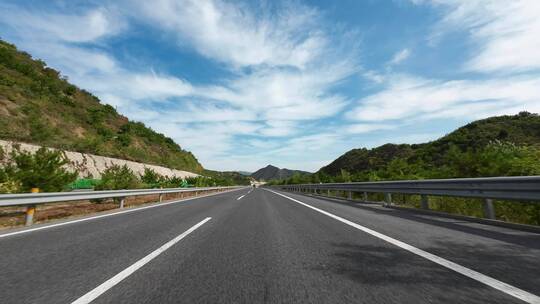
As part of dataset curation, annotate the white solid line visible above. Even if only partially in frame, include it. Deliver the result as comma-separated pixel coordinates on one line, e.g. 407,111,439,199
0,189,238,239
265,189,540,304
71,217,211,304
237,195,245,200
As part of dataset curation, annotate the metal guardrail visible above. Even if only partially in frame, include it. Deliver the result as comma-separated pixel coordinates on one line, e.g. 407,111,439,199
276,176,540,220
0,186,243,226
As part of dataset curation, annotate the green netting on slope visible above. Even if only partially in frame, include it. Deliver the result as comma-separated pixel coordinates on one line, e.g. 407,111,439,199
68,178,101,190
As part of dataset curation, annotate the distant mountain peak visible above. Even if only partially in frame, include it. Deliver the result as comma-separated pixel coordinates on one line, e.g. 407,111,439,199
251,165,310,181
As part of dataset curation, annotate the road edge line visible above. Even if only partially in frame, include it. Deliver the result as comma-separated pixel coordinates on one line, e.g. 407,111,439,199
264,188,540,304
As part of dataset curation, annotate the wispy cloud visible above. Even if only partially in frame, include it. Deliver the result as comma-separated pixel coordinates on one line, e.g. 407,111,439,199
349,74,540,122
351,0,540,123
127,0,327,69
418,0,540,73
346,123,398,134
0,5,124,43
389,48,410,65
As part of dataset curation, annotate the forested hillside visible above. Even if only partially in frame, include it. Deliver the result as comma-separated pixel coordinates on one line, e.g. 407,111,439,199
251,165,310,181
0,39,203,173
318,112,540,180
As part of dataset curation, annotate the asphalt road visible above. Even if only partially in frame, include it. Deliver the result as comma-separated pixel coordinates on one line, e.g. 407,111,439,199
1,187,539,304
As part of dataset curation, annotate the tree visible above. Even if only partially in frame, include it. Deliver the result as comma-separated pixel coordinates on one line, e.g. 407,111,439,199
3,147,77,192
97,165,141,190
444,141,540,177
339,169,352,182
140,168,162,187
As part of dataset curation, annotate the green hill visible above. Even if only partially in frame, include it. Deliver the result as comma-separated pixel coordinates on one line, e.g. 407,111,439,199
276,112,540,226
0,39,203,173
319,112,540,179
251,165,311,181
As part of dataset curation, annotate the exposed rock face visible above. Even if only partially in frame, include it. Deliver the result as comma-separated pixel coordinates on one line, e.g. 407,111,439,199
0,140,198,179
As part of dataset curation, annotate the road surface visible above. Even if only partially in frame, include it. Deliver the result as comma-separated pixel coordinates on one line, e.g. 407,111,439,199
1,187,539,303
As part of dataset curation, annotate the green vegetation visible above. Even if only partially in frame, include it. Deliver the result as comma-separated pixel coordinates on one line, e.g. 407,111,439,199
96,165,142,190
0,39,203,173
203,170,252,186
0,149,249,193
268,113,540,225
270,112,540,184
0,146,77,193
92,167,249,191
250,164,310,181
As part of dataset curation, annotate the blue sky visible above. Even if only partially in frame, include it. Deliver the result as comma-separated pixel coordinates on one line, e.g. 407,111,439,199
1,0,539,172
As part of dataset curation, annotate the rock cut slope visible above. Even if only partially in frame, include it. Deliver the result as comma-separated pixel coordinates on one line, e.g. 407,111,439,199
0,140,198,179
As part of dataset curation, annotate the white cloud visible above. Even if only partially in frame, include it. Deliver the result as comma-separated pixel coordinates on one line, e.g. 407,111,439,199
258,120,297,137
417,0,540,73
355,0,540,124
167,104,257,123
346,123,397,134
122,0,357,128
0,5,123,43
363,70,385,84
269,133,341,155
129,0,326,69
150,119,263,162
389,48,410,65
201,63,354,120
349,74,540,122
83,73,193,102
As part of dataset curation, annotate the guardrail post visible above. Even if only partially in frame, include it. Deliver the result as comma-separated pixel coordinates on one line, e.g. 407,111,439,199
483,198,495,219
24,203,38,226
25,205,36,226
421,194,429,209
384,193,392,206
327,189,330,196
119,197,125,208
159,193,163,203
348,191,352,200
363,192,368,202
24,187,40,226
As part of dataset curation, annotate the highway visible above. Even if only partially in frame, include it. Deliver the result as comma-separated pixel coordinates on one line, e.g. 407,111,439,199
1,187,539,303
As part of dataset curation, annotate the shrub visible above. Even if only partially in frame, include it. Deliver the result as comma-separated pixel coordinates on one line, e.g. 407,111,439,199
3,147,78,192
96,165,141,190
162,176,186,188
0,180,21,193
140,168,163,187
